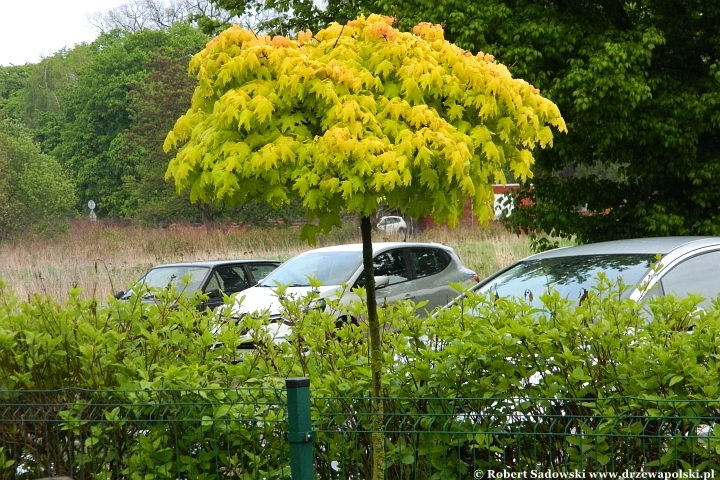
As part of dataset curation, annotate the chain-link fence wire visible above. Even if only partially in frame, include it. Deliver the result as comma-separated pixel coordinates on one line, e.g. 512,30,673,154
3,392,720,479
312,396,720,479
0,388,289,480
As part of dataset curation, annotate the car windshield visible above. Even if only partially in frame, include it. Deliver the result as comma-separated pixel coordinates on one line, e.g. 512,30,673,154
475,254,657,307
258,251,363,287
132,266,210,296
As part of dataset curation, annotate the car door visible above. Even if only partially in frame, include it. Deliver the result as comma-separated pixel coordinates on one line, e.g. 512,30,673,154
204,265,252,310
406,247,455,313
653,249,720,310
371,247,415,307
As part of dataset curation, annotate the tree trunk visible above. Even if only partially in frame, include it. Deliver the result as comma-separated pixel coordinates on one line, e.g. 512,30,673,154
361,215,385,480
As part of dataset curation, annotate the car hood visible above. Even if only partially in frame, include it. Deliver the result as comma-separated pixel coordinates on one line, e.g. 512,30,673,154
232,284,344,316
227,285,346,346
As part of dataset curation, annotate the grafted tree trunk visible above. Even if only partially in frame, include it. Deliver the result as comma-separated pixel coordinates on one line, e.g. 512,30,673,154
360,215,384,480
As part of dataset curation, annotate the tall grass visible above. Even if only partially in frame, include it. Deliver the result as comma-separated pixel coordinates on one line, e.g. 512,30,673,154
0,219,533,302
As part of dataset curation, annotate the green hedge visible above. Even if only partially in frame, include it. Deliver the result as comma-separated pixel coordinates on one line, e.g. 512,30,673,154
1,276,720,478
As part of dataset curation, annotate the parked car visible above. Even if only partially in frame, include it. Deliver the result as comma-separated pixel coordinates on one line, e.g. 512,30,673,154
377,215,407,234
226,242,478,343
116,259,281,310
455,236,720,311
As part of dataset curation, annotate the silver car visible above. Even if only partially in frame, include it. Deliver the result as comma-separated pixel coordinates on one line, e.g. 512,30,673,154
227,242,477,343
466,236,720,309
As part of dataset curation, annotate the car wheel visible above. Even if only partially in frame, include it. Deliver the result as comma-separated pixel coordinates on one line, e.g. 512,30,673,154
335,315,358,329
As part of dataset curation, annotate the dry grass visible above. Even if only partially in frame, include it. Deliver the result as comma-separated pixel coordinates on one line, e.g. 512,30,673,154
0,219,533,303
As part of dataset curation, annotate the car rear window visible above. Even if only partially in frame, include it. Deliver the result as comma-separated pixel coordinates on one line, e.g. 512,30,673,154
411,248,450,278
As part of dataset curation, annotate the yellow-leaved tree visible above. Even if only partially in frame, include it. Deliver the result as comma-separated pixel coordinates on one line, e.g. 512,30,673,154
164,14,565,478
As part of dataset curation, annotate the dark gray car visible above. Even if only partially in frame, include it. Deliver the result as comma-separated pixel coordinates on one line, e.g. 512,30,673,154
117,259,281,310
465,236,720,310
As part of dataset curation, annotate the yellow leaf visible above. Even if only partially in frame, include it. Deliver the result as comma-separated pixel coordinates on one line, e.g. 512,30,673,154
320,177,340,193
419,168,439,188
374,60,395,78
238,110,255,131
538,125,554,148
482,141,500,163
513,149,535,181
447,103,464,121
244,51,261,70
459,176,475,196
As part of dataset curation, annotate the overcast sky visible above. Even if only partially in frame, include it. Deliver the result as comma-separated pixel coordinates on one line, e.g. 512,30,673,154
1,0,130,66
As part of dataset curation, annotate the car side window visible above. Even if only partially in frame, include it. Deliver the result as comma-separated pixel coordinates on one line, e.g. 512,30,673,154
214,266,251,294
411,248,450,279
659,250,720,309
206,273,221,292
249,263,278,283
374,249,408,285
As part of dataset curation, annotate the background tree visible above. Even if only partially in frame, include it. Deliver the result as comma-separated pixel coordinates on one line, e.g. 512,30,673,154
18,47,94,154
164,15,564,477
52,24,208,217
196,0,340,35
89,0,266,36
87,0,238,32
108,45,209,223
372,0,720,244
0,65,31,122
0,120,77,242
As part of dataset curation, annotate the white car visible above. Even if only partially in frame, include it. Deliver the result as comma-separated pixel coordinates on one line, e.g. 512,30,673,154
377,216,407,234
226,242,477,345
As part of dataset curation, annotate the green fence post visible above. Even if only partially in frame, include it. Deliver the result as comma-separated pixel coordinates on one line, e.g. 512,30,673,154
286,377,314,480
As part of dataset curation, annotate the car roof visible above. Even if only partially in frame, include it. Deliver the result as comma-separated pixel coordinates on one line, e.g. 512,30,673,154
298,242,452,254
526,236,720,260
151,259,280,269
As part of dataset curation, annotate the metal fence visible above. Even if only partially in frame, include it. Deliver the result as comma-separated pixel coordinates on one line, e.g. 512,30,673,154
2,382,720,480
0,386,290,480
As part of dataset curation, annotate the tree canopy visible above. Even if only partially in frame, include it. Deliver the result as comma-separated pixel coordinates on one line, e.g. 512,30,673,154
164,14,565,241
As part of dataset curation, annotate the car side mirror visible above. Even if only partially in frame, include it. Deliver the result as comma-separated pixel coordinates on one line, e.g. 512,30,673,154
114,290,125,299
374,275,390,290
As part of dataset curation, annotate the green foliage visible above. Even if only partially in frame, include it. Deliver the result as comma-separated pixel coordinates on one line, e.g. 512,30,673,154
0,65,31,122
196,0,358,36
110,44,214,224
3,277,720,477
165,15,565,242
0,120,77,242
53,24,209,217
